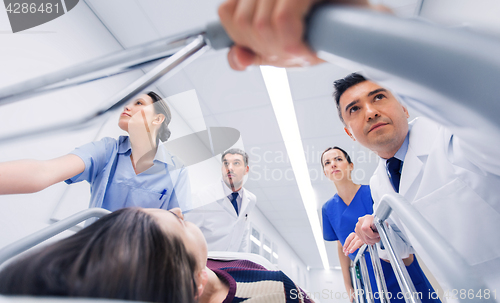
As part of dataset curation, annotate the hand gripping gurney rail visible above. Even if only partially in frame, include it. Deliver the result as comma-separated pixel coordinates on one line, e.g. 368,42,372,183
0,4,498,301
349,193,493,303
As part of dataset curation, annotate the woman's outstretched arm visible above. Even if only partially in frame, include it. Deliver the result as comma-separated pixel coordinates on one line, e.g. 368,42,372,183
0,154,85,194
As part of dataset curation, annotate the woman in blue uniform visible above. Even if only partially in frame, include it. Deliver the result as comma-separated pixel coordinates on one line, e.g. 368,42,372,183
321,146,439,303
0,92,189,212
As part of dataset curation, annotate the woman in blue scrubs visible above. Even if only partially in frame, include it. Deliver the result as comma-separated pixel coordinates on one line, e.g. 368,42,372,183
0,92,189,212
321,146,439,303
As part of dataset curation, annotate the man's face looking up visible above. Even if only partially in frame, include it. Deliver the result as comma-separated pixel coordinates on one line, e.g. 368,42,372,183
221,153,249,191
339,81,410,159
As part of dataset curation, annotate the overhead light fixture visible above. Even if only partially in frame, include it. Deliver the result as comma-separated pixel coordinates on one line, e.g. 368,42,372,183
250,235,262,246
260,66,330,270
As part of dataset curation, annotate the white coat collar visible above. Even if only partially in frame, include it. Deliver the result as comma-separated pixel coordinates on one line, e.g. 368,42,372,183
375,117,439,196
220,179,249,217
407,117,440,157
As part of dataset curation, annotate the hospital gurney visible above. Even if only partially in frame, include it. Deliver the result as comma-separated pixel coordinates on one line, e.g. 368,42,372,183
349,193,493,303
0,208,110,267
0,4,499,301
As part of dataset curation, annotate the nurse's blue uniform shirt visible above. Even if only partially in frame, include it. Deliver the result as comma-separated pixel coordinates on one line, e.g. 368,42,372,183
65,136,190,211
322,184,373,260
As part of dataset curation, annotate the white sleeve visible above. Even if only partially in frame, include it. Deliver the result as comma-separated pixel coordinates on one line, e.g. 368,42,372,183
377,219,415,260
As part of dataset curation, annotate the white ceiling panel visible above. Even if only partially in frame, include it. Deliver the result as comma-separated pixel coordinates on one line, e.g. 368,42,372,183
85,0,159,47
209,106,282,147
260,185,301,202
294,96,346,140
287,63,352,101
183,54,271,115
155,70,197,100
270,198,311,212
136,0,222,37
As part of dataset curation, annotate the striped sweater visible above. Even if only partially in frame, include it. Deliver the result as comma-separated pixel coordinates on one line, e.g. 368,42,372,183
207,259,312,303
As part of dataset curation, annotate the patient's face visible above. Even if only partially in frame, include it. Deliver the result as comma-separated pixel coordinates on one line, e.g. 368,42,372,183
144,208,208,271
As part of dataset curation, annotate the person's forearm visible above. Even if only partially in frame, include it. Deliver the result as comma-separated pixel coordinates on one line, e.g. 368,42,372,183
338,242,354,292
0,160,50,194
0,154,84,195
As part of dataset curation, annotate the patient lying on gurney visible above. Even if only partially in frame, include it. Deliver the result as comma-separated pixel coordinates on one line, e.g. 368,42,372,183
0,207,312,303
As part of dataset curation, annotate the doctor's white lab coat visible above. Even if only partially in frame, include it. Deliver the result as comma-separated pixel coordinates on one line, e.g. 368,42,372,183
370,116,500,291
184,181,256,252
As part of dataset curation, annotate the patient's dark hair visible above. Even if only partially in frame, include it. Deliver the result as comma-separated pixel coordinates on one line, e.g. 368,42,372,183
0,208,197,303
333,73,367,125
148,91,172,143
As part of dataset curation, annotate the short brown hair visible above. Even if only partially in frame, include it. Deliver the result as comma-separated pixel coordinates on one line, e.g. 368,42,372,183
333,73,367,125
222,148,249,166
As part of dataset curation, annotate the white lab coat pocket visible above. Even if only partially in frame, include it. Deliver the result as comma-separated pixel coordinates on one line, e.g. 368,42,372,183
412,178,500,266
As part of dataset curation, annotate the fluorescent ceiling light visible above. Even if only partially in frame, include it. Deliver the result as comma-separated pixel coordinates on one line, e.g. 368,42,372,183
273,252,279,259
250,235,261,246
263,244,272,253
260,66,330,270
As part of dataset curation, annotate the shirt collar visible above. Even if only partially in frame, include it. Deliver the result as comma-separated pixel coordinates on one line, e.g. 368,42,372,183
154,141,175,166
222,179,241,197
117,136,132,155
117,136,175,166
394,131,410,162
384,123,413,162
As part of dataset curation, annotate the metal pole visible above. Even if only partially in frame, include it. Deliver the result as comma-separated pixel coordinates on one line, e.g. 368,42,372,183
0,28,205,106
368,244,391,303
351,264,365,303
375,193,492,300
0,208,111,266
374,219,421,303
359,254,375,303
0,35,208,144
353,244,368,264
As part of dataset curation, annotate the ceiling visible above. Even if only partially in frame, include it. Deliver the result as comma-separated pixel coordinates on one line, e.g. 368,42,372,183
82,0,422,269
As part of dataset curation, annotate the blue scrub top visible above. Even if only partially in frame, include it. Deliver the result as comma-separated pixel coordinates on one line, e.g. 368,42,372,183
65,136,190,212
322,185,373,260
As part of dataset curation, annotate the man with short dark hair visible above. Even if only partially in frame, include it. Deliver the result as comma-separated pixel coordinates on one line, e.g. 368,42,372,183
185,148,256,252
335,73,500,290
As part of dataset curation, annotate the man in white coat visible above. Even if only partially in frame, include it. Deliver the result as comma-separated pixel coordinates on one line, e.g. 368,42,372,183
335,73,500,291
185,148,256,252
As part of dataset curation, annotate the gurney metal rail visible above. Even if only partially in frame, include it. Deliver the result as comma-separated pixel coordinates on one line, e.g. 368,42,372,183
1,5,500,144
350,193,493,303
0,208,110,267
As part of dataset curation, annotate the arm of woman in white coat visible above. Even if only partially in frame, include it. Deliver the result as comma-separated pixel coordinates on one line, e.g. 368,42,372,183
0,154,85,194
